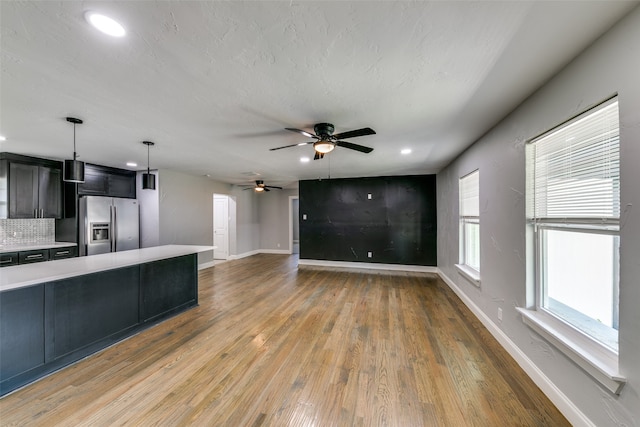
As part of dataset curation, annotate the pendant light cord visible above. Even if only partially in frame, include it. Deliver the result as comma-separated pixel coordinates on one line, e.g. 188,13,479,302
147,143,151,174
73,123,77,160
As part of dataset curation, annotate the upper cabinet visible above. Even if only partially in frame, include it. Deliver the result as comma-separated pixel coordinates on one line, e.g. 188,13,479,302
0,153,63,219
78,164,136,199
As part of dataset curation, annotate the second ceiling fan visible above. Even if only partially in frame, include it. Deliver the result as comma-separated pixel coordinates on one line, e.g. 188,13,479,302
270,123,375,160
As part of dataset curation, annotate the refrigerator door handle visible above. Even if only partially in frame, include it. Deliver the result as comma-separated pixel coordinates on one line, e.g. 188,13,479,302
112,205,117,252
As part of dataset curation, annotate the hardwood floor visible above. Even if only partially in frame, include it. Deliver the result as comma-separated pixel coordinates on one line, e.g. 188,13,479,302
0,254,569,426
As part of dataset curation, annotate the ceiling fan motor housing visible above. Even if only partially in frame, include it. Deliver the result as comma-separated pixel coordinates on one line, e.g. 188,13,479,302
314,123,335,140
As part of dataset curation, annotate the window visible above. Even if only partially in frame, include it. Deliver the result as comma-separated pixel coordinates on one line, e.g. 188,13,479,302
457,170,480,283
526,97,620,352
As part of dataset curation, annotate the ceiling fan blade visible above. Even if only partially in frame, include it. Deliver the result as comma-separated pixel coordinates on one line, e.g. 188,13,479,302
269,141,315,151
266,185,283,190
264,187,271,192
314,152,326,161
336,140,374,153
285,128,318,139
271,141,313,151
332,127,376,140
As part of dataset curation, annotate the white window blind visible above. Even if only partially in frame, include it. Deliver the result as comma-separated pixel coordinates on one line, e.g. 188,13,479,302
460,170,479,217
527,98,619,221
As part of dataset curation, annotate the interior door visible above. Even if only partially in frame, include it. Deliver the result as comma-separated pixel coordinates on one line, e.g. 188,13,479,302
213,195,229,259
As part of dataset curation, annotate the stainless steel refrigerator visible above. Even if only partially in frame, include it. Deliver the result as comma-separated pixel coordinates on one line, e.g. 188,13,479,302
79,196,140,256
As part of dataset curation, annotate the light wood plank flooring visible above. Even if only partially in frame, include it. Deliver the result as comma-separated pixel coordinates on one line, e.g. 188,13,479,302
0,254,569,426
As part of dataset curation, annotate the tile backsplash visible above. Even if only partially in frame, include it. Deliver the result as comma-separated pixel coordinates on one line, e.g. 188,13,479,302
0,219,55,245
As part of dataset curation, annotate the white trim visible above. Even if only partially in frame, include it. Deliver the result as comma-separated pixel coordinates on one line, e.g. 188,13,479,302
516,307,625,395
298,259,437,273
289,196,299,255
437,268,596,427
454,263,481,286
228,249,260,260
260,249,290,255
198,261,215,270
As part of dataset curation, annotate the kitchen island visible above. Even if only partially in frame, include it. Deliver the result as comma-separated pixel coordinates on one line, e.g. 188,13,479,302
0,245,214,396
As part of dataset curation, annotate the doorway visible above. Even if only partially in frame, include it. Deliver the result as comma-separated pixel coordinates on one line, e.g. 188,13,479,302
213,194,231,259
289,196,299,254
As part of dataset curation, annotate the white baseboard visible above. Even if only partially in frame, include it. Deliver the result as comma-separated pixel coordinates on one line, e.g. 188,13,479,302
228,250,260,260
436,269,594,427
259,249,291,255
228,248,289,260
298,259,437,273
198,261,216,270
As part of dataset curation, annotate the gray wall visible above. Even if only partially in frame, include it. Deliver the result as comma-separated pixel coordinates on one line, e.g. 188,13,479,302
139,170,292,262
156,169,231,264
258,189,298,251
437,8,640,426
230,185,260,255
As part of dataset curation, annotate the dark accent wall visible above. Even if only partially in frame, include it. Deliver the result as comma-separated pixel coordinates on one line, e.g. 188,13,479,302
299,175,436,266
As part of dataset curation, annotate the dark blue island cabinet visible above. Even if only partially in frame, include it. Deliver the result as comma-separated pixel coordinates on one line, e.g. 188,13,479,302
0,252,199,396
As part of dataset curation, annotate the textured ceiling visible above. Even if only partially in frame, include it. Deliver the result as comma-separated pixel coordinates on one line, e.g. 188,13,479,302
1,1,636,188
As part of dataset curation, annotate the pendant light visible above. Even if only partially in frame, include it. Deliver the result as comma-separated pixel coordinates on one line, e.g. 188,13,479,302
64,117,85,183
142,141,156,190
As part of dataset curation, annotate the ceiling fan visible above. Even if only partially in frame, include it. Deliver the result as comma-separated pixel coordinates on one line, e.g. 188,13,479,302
270,123,375,160
242,180,283,192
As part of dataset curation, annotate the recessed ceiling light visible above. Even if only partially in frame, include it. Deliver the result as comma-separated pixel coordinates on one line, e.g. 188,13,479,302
401,148,412,155
126,162,137,167
85,12,126,37
300,156,310,163
0,135,6,141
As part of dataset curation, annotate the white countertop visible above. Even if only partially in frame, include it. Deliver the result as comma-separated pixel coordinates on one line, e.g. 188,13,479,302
0,245,214,292
0,242,77,254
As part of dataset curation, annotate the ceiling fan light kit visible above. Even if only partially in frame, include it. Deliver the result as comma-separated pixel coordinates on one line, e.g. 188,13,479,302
64,117,85,183
314,141,335,154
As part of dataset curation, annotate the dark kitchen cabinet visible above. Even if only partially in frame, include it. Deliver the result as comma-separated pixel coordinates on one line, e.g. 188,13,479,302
78,164,136,199
140,255,197,322
18,249,50,264
50,267,140,359
49,246,77,260
0,253,199,396
0,285,45,381
0,252,19,267
0,153,63,219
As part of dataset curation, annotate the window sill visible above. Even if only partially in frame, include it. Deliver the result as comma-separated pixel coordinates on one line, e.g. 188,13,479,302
455,264,481,287
516,307,626,395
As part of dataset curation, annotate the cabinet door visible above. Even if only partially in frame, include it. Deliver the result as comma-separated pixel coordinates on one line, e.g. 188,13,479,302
0,285,45,381
52,267,140,359
78,166,109,196
18,249,50,264
0,252,19,268
38,166,62,218
49,246,77,260
109,173,136,199
140,255,197,322
9,163,38,218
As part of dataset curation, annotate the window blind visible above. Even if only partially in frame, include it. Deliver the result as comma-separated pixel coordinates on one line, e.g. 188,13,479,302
527,98,619,220
460,170,479,217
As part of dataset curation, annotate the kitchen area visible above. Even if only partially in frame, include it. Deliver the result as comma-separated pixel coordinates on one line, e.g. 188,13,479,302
0,151,213,396
1,152,140,264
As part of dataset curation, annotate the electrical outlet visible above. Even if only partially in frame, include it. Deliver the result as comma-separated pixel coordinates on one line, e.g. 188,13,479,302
277,243,280,248
367,193,372,200
498,308,503,321
367,251,373,258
